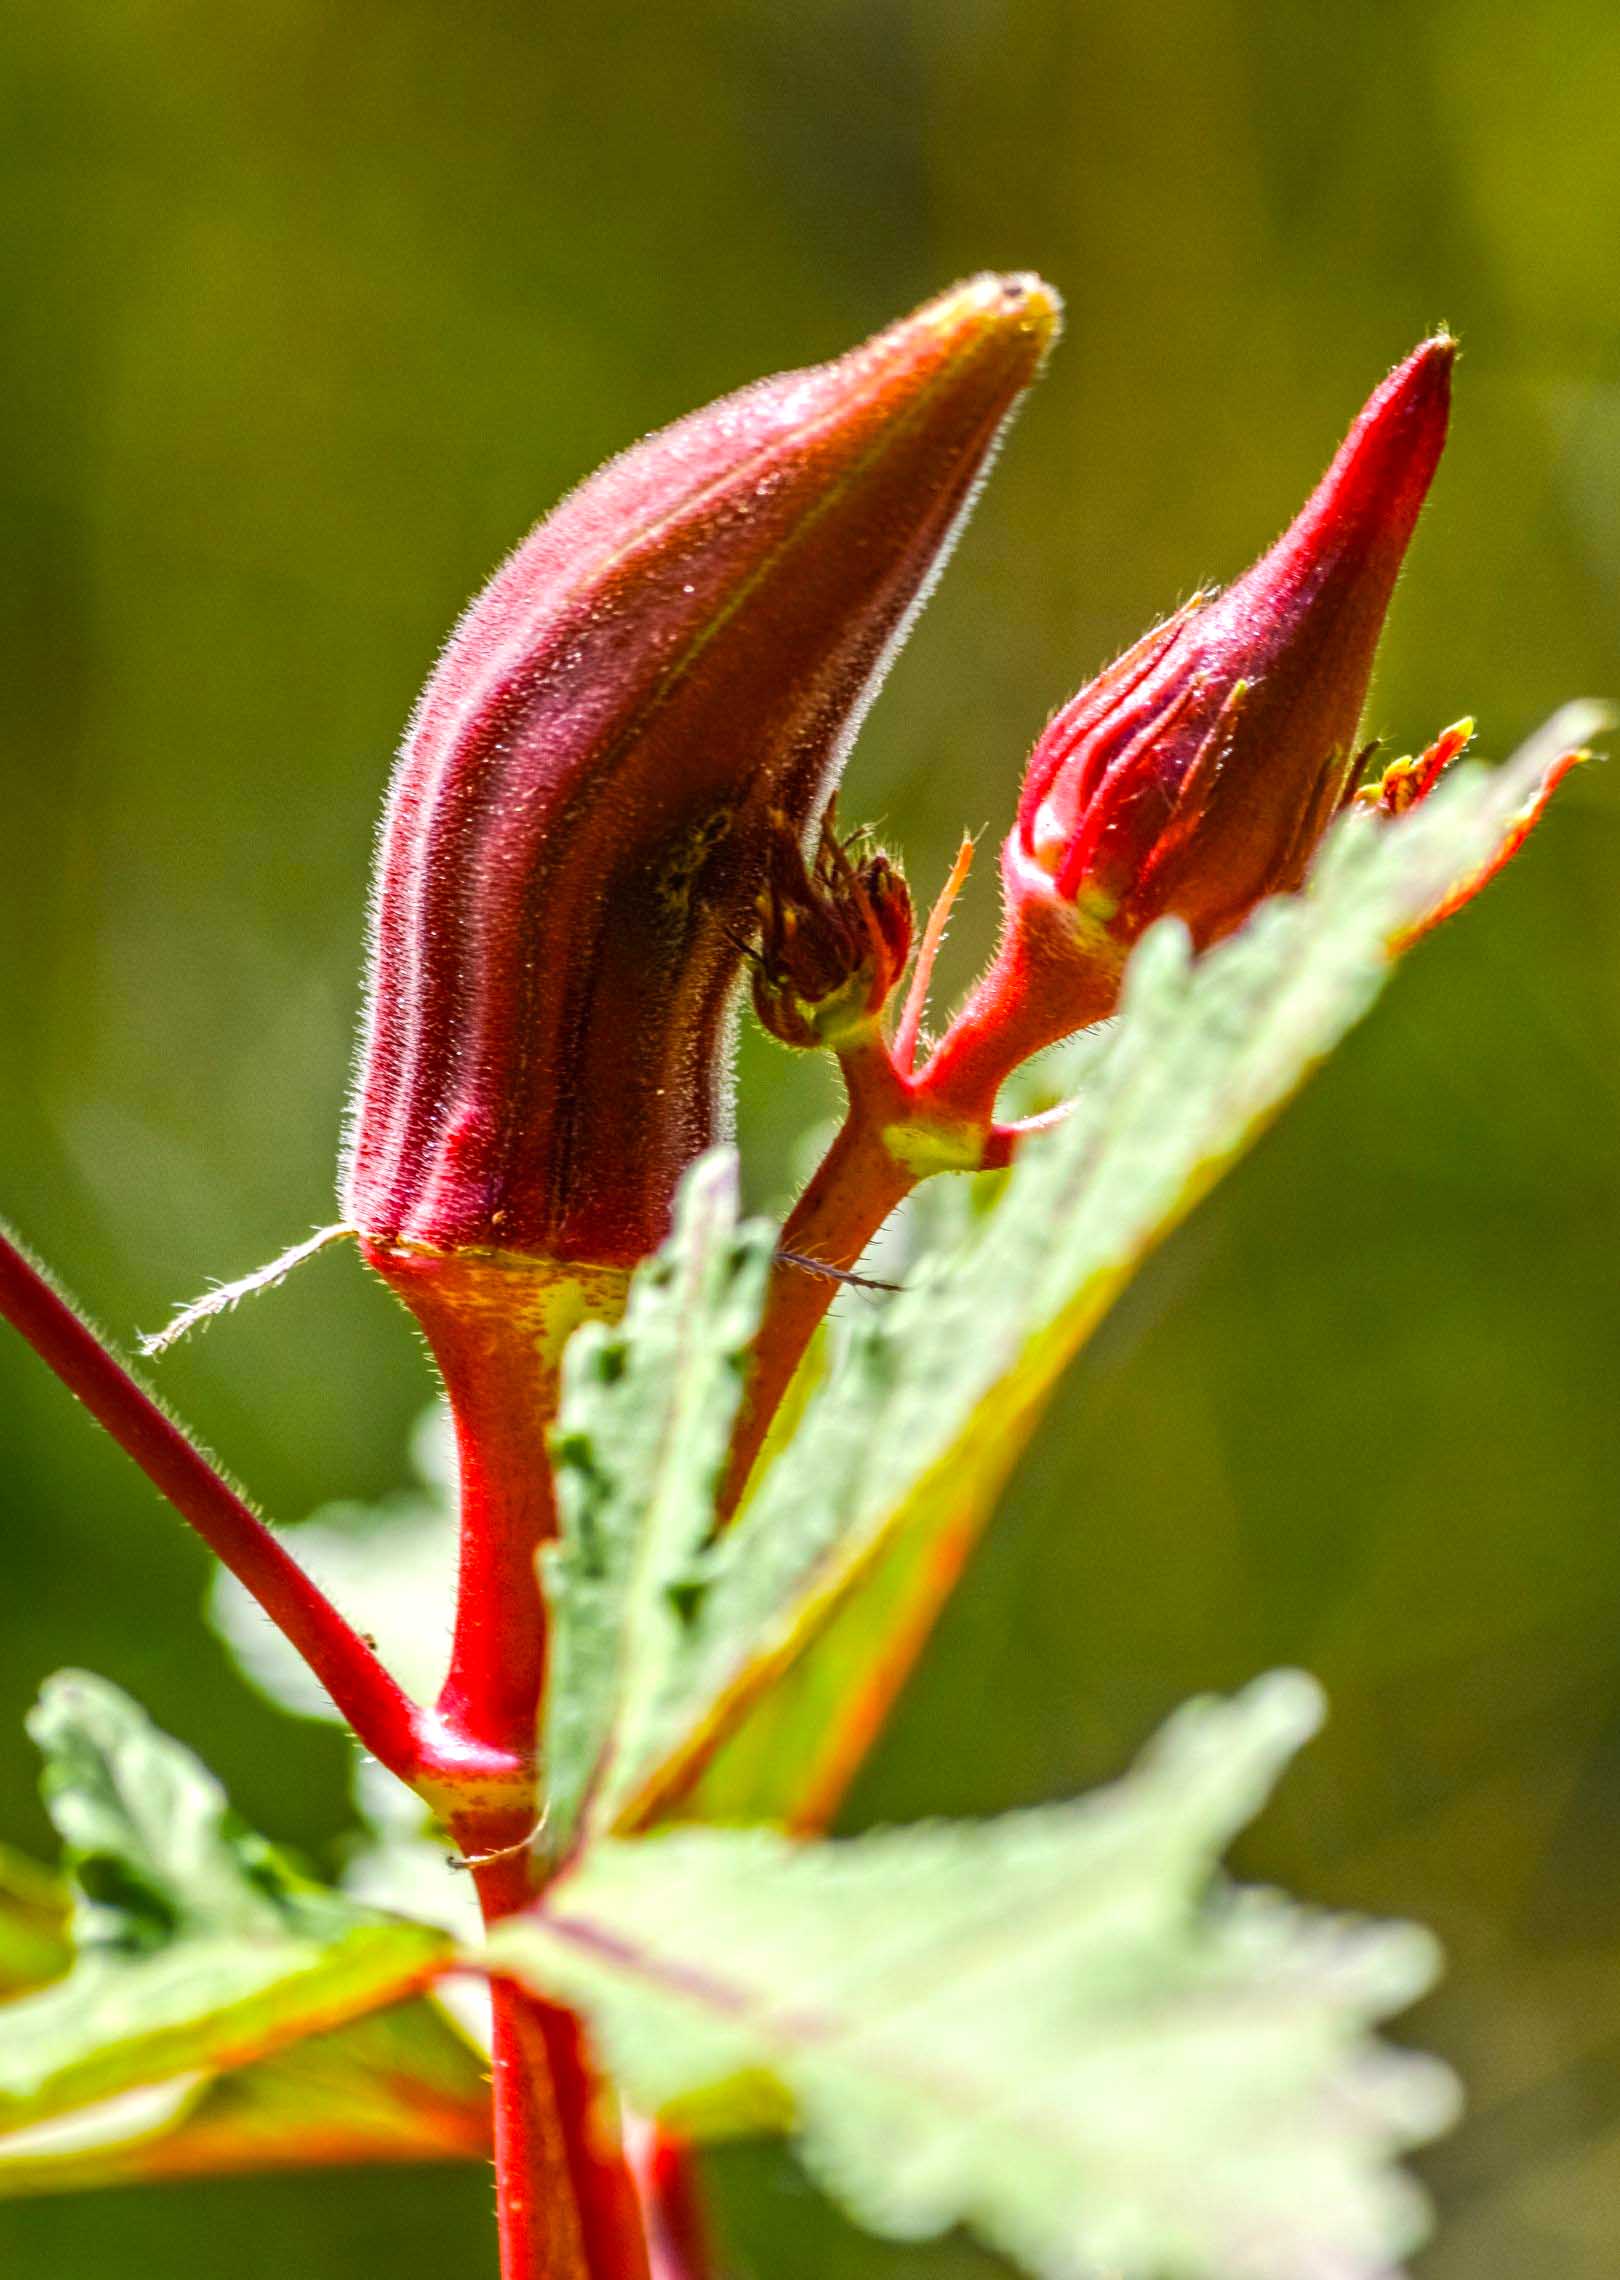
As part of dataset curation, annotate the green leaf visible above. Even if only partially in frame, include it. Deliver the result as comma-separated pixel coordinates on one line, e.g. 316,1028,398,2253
0,1674,449,2137
0,1999,490,2198
542,1153,776,1853
0,1844,70,1996
549,710,1600,1835
490,1674,1458,2280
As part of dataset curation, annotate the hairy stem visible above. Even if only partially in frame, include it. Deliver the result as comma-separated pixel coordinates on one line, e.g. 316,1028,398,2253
722,993,1068,1516
486,1972,593,2280
0,1225,428,1788
627,2123,715,2280
370,1244,646,2280
467,1847,642,2280
466,1768,649,2280
364,1245,627,1775
722,1108,915,1514
436,1309,558,1774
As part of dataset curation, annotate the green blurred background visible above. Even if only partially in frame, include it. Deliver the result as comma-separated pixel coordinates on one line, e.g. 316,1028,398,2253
2,1,1617,2273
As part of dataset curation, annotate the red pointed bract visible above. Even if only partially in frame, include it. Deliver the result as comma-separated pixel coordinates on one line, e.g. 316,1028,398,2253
924,337,1455,1117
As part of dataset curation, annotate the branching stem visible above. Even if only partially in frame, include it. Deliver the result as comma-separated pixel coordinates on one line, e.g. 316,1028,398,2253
472,1847,649,2280
627,2124,715,2280
721,1013,1048,1516
366,1242,649,2280
0,1225,430,1790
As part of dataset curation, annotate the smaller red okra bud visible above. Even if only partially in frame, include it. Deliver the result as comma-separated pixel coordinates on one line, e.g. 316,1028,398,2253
344,275,1059,1274
922,336,1455,1120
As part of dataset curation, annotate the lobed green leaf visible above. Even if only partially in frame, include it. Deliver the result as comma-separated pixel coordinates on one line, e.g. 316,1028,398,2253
541,1154,776,1853
0,1999,489,2198
0,1675,449,2140
535,710,1600,1836
490,1675,1459,2280
0,1843,70,1997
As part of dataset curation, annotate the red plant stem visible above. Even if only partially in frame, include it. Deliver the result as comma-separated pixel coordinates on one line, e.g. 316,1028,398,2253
368,1242,647,2280
433,1303,558,1775
627,2124,715,2280
722,1016,998,1516
0,1226,429,1790
364,1245,626,1781
472,1850,650,2280
486,1974,592,2280
723,1106,916,1513
723,997,1070,1515
0,1215,645,2274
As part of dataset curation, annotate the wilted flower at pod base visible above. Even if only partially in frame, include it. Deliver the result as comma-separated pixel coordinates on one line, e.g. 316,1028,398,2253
749,806,914,1052
921,337,1460,1118
343,273,1059,1272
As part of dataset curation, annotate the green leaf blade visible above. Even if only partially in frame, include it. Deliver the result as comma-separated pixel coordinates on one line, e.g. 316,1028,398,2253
0,1845,70,1997
0,2001,489,2199
0,1676,449,2139
489,1675,1458,2280
542,1152,777,1854
603,713,1605,1832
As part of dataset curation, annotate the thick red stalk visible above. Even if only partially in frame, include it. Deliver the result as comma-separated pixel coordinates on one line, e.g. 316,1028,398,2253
360,1249,645,2279
485,1980,591,2280
0,1227,430,1790
627,2124,714,2280
0,1226,644,2280
436,1319,553,1778
366,1244,628,1777
721,1017,1059,1516
473,1852,649,2280
724,1103,916,1515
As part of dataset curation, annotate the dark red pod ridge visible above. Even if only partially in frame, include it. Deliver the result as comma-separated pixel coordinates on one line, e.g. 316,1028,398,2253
345,274,1059,1265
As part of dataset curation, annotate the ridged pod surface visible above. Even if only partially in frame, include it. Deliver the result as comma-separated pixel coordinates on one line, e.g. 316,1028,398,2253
345,274,1060,1268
